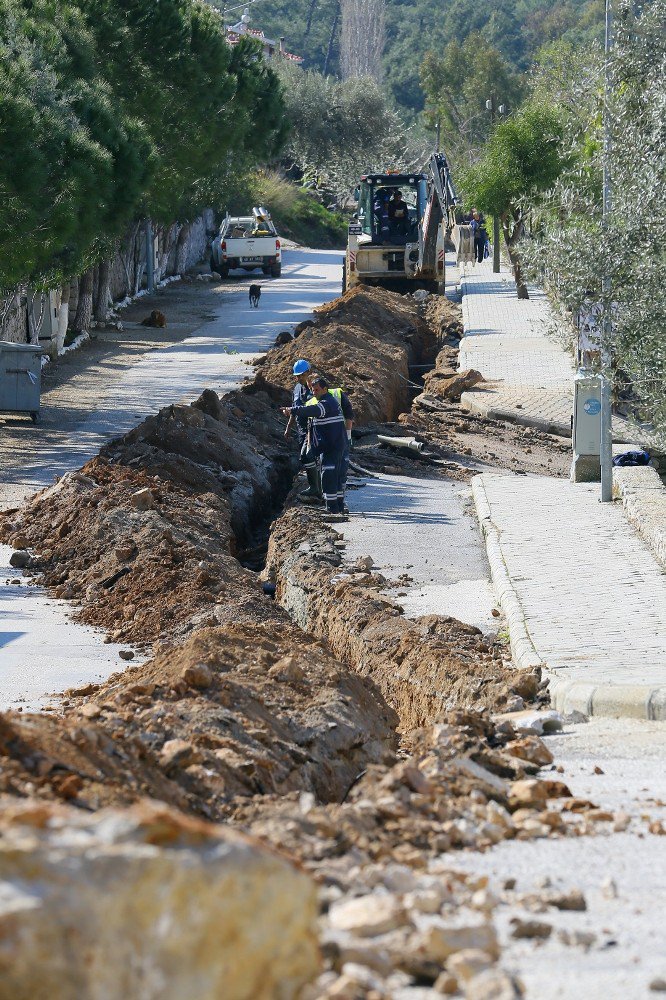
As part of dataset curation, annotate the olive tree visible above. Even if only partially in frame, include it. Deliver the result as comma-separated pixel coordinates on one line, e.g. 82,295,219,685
461,103,564,297
523,0,666,435
276,62,424,202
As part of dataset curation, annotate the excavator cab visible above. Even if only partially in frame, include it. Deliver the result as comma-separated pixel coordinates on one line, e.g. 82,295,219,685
356,174,427,247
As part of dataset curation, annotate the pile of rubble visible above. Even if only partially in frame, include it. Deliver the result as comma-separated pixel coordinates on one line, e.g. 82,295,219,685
0,620,397,814
233,709,622,999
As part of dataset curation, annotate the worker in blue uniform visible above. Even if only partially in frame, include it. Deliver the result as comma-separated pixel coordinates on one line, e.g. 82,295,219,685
282,375,348,520
306,374,354,514
284,359,322,501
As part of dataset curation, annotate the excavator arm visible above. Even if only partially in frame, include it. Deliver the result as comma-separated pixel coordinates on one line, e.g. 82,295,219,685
419,153,457,274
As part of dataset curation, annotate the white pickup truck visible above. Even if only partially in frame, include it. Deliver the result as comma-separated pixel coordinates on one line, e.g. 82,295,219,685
210,207,282,279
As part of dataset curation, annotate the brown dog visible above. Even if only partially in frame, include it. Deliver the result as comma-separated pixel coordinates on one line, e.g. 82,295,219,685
140,309,167,327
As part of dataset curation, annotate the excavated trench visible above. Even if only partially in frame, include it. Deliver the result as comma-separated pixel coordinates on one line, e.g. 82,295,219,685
0,287,605,1000
0,285,539,827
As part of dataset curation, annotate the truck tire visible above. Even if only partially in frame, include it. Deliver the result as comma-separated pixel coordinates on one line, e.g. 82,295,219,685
342,261,347,294
262,265,271,275
210,255,219,275
219,265,230,279
270,263,282,278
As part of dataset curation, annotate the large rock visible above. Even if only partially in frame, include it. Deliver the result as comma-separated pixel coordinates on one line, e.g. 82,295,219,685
0,801,319,1000
413,917,499,963
328,893,407,937
421,368,484,402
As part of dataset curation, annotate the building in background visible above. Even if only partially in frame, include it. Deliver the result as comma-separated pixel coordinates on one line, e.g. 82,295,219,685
225,9,303,63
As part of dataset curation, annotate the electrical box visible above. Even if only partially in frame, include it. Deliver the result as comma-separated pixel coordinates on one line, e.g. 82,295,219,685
573,372,602,455
571,371,602,482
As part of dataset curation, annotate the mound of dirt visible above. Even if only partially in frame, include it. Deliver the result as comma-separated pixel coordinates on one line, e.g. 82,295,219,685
255,285,438,424
266,507,538,730
0,622,397,815
0,388,298,648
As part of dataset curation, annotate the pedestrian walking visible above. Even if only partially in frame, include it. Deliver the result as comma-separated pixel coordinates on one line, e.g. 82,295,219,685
470,209,489,264
284,359,322,502
282,375,347,520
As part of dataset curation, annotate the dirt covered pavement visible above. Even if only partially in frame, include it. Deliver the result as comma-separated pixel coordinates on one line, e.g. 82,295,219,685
266,506,528,728
0,284,602,999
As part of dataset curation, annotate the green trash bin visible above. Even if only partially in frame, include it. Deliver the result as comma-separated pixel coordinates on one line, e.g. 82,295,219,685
0,341,43,423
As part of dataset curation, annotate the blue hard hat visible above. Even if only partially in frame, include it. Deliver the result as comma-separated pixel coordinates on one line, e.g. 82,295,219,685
293,359,311,375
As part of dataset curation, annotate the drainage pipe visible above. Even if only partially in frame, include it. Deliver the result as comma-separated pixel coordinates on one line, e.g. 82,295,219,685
377,435,424,453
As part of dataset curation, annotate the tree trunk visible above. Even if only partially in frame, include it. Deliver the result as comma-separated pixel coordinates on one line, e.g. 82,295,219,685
120,221,141,298
175,222,193,274
304,0,318,39
502,211,529,300
73,268,94,333
26,290,45,346
57,282,70,351
508,250,530,300
323,3,340,76
94,260,111,321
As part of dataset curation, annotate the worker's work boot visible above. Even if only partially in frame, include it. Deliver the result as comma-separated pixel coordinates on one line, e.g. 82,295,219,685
299,468,323,501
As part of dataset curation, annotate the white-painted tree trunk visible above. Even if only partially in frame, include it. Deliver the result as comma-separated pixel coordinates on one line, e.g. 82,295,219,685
57,282,70,352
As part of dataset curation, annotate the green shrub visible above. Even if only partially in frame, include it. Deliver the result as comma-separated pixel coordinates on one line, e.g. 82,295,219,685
227,171,347,249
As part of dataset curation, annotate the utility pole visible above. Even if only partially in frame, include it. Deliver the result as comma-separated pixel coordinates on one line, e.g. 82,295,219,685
435,119,441,153
486,96,505,273
600,0,613,502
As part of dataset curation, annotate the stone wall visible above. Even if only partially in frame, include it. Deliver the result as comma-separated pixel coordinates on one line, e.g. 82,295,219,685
1,291,28,345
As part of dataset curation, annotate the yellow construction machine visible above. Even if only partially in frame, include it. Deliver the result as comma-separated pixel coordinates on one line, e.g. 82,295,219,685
343,153,457,294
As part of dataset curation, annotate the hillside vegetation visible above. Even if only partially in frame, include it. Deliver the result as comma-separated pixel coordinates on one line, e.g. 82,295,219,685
256,0,604,114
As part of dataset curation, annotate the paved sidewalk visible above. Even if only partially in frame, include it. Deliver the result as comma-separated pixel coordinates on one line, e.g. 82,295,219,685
338,473,497,633
473,473,666,720
458,262,638,442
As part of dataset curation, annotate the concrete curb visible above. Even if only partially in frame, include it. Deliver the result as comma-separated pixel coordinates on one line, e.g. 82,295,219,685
461,390,571,437
471,474,666,722
613,466,666,571
461,389,643,446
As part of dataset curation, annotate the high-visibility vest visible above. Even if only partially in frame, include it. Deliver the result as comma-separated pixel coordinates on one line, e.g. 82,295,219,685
305,388,344,409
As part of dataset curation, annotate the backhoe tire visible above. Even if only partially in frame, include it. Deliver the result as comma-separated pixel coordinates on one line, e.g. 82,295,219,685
270,263,282,278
